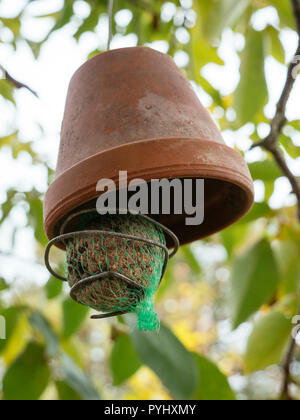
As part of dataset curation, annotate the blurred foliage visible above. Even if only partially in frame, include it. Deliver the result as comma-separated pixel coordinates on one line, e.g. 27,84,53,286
0,0,300,401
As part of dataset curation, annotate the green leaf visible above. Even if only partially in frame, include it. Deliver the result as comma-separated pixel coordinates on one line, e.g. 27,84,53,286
74,9,100,40
29,311,59,358
264,180,275,201
220,224,248,259
88,49,103,60
248,160,282,182
264,25,285,64
26,39,43,59
45,276,63,300
280,133,300,159
0,306,23,353
62,298,89,338
193,354,236,400
110,334,141,385
238,202,273,224
0,17,21,37
234,28,268,126
131,323,197,399
0,277,8,291
0,194,13,224
0,132,36,160
28,198,48,246
276,241,300,295
290,120,300,130
230,238,280,329
245,310,292,373
190,20,224,67
187,42,223,105
56,380,82,400
51,0,75,32
200,0,251,41
268,0,295,29
61,354,101,400
0,79,16,104
180,245,202,276
3,342,50,400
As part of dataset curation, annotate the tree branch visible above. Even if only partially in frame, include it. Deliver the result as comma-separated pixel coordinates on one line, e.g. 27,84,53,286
292,0,300,34
281,306,300,400
0,64,38,97
251,3,300,223
250,0,300,401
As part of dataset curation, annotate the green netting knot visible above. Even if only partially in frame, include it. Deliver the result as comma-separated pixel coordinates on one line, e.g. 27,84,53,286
136,294,160,332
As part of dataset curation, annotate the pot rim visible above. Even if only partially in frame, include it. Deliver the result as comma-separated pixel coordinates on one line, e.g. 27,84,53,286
44,136,254,246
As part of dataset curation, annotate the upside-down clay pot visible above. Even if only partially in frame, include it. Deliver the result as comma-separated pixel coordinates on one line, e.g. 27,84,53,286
44,46,254,248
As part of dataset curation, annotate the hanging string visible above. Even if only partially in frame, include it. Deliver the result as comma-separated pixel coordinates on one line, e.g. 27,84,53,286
107,0,114,50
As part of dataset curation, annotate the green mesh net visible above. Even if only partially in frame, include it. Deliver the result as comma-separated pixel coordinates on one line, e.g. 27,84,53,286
65,212,166,332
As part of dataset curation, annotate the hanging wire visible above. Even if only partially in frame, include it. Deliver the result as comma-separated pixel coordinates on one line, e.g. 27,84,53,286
107,0,114,50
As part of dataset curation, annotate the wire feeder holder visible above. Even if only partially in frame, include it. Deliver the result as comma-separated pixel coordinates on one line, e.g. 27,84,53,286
44,210,180,320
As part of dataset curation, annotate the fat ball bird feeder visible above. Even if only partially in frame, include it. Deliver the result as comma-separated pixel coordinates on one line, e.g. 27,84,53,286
44,47,254,331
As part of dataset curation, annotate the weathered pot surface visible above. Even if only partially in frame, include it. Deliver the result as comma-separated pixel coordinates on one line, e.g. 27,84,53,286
44,46,254,247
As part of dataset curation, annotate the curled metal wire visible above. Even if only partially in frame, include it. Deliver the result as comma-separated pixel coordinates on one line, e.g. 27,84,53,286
44,211,180,320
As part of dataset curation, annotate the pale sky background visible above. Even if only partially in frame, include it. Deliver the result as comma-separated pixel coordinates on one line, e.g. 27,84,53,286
0,0,300,354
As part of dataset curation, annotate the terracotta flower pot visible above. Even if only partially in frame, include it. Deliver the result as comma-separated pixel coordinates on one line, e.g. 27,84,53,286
44,46,254,247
